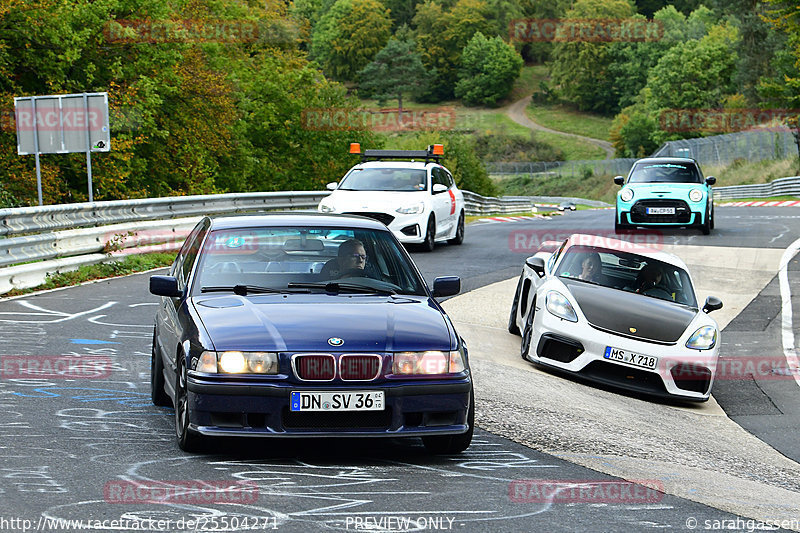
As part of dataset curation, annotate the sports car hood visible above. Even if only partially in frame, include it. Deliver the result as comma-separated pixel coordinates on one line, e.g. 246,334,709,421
192,294,453,352
562,279,697,343
327,190,427,212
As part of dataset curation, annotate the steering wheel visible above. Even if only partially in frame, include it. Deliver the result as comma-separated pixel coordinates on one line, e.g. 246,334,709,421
207,262,242,274
642,286,672,300
338,268,367,278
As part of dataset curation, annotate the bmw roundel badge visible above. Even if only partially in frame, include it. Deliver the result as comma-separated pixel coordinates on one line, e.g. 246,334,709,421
328,337,344,347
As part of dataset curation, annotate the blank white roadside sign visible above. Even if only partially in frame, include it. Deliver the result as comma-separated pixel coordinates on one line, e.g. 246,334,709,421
14,92,110,155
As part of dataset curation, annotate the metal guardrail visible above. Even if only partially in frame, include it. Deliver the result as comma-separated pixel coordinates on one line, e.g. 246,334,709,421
461,191,536,215
0,189,568,294
0,191,328,237
486,158,636,178
713,176,800,200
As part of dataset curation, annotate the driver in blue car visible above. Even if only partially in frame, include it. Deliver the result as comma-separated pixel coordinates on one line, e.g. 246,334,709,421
321,239,367,279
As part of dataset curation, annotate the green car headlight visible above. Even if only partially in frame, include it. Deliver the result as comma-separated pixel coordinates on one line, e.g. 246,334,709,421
620,188,634,202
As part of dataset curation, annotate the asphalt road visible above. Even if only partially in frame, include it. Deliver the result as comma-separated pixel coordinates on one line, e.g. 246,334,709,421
0,205,798,532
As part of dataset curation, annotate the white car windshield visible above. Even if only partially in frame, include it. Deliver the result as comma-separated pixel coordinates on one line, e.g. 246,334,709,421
339,168,427,191
556,245,697,307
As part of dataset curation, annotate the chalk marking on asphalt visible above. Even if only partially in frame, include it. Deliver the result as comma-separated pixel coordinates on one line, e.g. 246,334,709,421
778,236,800,387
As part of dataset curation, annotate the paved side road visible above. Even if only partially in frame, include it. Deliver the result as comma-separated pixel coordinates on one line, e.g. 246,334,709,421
503,95,615,159
440,243,800,527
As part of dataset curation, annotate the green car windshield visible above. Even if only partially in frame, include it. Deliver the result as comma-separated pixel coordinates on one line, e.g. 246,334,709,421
627,162,702,184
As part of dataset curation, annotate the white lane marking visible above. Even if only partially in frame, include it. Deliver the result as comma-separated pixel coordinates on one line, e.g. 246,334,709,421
778,237,800,387
0,301,116,323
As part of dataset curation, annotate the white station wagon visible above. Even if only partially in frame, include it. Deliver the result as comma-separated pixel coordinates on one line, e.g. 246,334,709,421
318,144,465,251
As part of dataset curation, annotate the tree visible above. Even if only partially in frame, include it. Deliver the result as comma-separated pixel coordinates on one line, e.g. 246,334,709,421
412,0,494,101
358,36,429,112
311,0,391,81
455,32,523,106
756,0,800,108
549,0,638,113
646,24,739,111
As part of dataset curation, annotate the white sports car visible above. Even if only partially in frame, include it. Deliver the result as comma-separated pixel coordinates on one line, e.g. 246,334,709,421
508,234,723,401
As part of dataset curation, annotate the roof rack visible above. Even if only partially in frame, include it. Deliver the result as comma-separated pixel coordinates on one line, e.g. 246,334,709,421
357,145,444,163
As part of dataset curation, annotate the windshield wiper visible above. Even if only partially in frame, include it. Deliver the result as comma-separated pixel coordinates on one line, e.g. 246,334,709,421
201,285,309,296
287,281,396,295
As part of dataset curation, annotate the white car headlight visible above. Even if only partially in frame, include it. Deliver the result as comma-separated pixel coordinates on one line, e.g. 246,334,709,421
685,326,717,350
689,188,704,203
197,351,279,374
396,202,424,215
620,188,634,202
545,291,578,322
392,350,465,375
318,202,336,213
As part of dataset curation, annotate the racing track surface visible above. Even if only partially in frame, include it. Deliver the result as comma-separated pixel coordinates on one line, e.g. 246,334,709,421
1,206,799,532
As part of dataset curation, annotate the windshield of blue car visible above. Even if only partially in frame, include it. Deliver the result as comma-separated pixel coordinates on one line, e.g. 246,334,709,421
192,226,427,296
555,245,697,307
627,162,702,184
338,168,428,191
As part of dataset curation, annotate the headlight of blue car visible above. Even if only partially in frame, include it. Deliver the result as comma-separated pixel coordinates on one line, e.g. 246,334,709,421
196,351,279,374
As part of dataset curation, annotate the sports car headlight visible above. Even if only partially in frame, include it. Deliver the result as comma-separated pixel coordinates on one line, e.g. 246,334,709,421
546,291,578,322
197,351,279,374
620,188,634,202
686,326,717,350
392,350,465,375
318,202,336,213
689,188,704,203
396,202,424,215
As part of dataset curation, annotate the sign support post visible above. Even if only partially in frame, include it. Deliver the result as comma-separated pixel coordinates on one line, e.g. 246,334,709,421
31,96,43,206
83,93,93,203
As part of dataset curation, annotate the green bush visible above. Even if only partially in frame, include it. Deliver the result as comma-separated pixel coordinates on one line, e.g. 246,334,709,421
455,32,523,106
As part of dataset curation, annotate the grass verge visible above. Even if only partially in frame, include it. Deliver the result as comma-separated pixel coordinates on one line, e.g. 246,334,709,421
525,103,614,142
3,252,175,298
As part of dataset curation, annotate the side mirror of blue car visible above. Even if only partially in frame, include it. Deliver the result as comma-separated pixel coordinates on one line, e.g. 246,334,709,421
432,276,460,297
150,275,182,298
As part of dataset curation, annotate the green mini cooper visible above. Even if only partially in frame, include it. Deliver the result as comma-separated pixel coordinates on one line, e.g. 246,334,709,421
614,157,716,235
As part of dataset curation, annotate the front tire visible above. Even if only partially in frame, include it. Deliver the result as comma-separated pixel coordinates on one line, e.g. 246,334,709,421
508,276,523,335
151,329,171,407
175,359,203,452
700,206,711,235
420,216,435,252
614,212,627,233
448,212,465,245
422,389,474,454
520,299,536,360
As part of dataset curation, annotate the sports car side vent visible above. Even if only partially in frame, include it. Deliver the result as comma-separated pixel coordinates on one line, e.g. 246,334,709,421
339,354,382,381
537,334,584,364
293,354,336,381
670,363,712,394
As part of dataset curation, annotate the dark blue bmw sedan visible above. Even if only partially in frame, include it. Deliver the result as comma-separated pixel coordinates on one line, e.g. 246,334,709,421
149,213,473,453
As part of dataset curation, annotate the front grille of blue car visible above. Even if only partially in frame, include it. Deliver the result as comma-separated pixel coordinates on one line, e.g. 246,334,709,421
282,407,393,429
630,199,692,223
